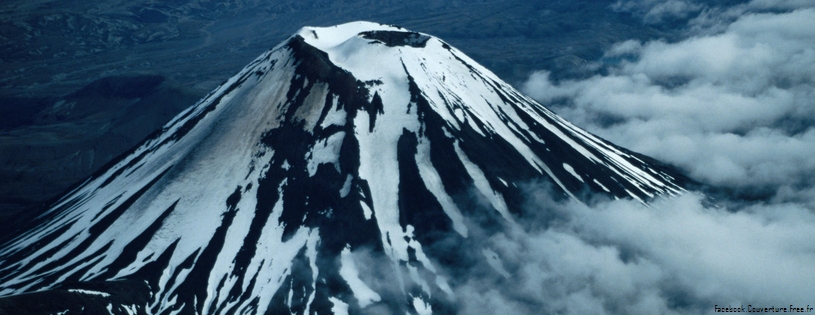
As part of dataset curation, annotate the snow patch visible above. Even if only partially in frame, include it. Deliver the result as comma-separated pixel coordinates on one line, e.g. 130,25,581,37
329,297,349,315
340,174,353,198
319,95,346,128
412,296,433,315
360,201,373,220
339,246,381,308
435,276,454,297
563,163,584,183
307,132,345,176
68,289,111,298
594,179,611,192
482,248,511,278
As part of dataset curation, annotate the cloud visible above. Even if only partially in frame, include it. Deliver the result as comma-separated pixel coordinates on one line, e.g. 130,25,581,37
424,178,815,314
452,191,815,315
613,0,815,28
574,195,815,306
611,0,705,24
522,6,815,197
745,0,815,10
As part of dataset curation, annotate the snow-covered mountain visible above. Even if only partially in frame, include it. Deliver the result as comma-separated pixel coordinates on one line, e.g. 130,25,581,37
0,22,688,314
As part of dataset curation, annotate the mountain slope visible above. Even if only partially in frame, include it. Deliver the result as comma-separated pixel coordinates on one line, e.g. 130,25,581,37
0,21,687,315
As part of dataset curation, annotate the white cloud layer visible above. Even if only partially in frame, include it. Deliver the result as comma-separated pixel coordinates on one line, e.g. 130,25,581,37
523,5,815,197
455,192,815,315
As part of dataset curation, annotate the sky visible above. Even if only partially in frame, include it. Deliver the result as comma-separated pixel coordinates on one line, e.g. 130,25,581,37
459,0,815,314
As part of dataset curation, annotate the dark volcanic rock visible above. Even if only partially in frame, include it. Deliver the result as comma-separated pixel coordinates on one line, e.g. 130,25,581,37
360,30,431,47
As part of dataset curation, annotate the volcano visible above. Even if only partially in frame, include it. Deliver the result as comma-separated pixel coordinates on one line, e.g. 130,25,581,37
0,22,688,315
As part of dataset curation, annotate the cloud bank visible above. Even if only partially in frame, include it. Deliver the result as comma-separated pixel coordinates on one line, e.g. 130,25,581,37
453,189,815,315
523,3,815,200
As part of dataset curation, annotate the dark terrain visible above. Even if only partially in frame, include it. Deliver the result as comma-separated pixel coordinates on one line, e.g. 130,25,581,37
0,0,681,237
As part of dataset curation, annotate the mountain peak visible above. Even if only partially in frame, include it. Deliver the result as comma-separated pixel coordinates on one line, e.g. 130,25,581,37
295,22,409,49
0,22,688,314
